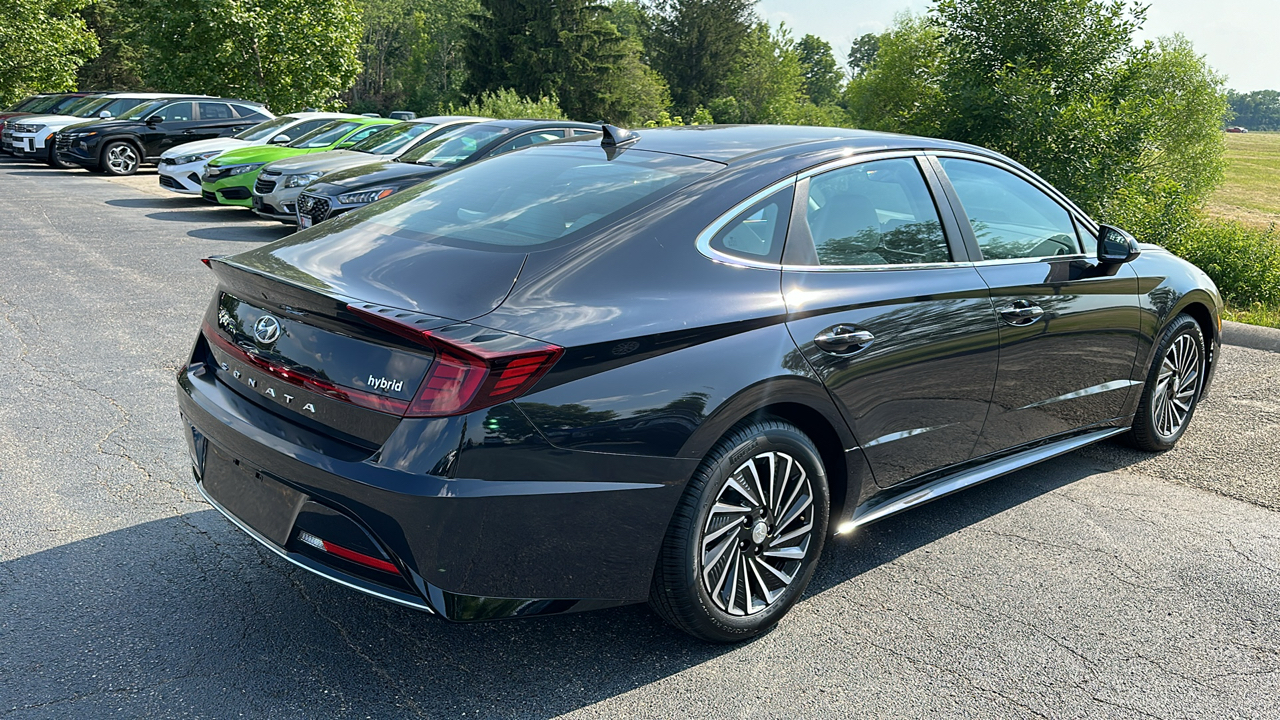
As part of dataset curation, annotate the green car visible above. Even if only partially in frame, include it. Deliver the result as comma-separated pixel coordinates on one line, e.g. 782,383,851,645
200,117,396,206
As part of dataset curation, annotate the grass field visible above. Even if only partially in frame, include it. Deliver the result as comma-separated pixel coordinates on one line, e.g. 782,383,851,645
1207,132,1280,228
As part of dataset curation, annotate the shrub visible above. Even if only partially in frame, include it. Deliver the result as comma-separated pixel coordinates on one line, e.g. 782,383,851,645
1171,221,1280,308
450,88,565,119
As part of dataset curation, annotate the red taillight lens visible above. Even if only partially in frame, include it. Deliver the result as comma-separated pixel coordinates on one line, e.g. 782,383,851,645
347,304,563,417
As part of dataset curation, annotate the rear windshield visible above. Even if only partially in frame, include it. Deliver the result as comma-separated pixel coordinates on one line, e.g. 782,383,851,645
350,121,439,155
288,120,360,148
235,116,294,141
399,123,511,167
357,145,720,248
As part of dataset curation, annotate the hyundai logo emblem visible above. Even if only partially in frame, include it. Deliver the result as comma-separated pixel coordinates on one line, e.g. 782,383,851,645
253,315,281,344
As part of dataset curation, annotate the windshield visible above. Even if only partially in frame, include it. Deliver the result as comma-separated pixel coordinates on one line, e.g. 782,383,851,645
117,99,169,120
288,120,360,149
234,116,294,141
350,121,439,155
69,97,112,117
21,96,64,114
357,145,719,248
400,124,511,166
8,96,45,112
47,95,88,114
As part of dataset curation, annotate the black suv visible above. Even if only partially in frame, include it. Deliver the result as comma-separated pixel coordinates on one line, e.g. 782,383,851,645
55,96,272,176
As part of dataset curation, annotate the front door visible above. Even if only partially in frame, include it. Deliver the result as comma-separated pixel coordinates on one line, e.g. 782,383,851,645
932,156,1142,456
781,156,1000,487
142,101,200,158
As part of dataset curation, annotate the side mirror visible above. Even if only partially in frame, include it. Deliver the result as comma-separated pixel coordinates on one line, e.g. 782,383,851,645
269,134,290,144
145,115,160,126
1098,224,1141,265
98,110,112,119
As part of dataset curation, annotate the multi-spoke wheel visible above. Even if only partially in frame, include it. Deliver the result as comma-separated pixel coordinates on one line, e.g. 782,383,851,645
101,141,140,176
650,418,829,642
1130,314,1206,451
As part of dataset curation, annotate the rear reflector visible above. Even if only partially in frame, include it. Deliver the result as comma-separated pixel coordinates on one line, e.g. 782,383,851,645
346,304,563,417
297,531,400,574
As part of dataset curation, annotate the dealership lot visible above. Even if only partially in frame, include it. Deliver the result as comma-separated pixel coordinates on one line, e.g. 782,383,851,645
1,157,1277,718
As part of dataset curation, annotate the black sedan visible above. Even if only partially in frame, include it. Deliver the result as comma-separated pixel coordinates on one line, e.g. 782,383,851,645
294,119,601,227
55,96,271,175
178,125,1222,642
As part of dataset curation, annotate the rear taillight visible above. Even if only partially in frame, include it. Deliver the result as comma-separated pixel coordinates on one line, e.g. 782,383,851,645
347,304,563,417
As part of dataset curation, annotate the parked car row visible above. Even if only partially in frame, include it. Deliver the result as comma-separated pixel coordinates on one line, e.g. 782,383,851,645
2,91,603,228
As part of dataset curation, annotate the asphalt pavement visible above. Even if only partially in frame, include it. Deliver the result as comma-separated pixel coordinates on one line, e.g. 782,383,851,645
0,157,1277,719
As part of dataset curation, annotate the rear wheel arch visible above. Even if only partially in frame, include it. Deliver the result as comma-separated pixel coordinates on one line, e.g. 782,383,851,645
677,380,856,521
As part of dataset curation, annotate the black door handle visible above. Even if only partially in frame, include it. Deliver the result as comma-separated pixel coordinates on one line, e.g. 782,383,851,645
998,300,1045,326
814,325,875,356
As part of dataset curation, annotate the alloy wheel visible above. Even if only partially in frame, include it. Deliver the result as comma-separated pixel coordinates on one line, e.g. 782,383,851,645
1152,333,1201,438
106,144,138,174
700,451,814,617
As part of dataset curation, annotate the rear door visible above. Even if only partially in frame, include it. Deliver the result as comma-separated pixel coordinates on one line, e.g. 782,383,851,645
781,155,1001,488
196,101,251,137
930,155,1141,456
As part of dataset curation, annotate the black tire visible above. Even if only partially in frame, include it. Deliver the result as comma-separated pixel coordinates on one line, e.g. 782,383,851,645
99,140,141,176
47,141,74,169
649,417,829,642
1128,313,1206,452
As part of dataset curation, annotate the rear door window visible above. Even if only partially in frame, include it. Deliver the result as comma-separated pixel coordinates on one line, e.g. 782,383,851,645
806,158,951,266
198,102,234,120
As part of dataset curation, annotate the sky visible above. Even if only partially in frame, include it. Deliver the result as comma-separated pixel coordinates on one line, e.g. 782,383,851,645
757,0,1277,92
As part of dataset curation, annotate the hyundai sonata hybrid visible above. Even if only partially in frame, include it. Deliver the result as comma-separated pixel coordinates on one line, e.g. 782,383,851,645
177,125,1221,642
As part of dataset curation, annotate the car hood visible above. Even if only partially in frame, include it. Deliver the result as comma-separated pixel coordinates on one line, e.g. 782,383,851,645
261,149,378,175
162,137,252,159
311,160,445,192
9,113,85,128
59,118,142,135
208,144,309,167
226,212,526,321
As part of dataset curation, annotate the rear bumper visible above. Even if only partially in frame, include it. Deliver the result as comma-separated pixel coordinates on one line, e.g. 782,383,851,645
176,360,692,621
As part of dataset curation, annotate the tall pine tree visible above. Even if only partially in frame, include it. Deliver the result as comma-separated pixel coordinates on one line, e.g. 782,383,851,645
648,0,754,116
462,0,635,121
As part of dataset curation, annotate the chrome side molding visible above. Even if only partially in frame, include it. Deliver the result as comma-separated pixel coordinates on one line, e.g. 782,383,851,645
836,426,1128,534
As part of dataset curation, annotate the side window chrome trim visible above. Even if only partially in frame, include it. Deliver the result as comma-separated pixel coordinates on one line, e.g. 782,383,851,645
971,254,1089,267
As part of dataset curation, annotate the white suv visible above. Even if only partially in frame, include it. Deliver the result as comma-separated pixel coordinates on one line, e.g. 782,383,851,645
6,93,189,167
157,112,356,195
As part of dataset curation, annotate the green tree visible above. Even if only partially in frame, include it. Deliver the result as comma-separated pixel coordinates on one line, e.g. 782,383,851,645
713,23,806,124
131,0,363,112
76,0,147,91
843,14,944,136
847,32,880,77
795,34,842,105
0,0,99,106
648,0,755,116
462,0,662,122
345,0,477,115
1227,89,1280,131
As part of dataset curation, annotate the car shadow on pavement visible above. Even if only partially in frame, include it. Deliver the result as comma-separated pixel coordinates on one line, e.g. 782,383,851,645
187,225,294,243
0,452,1122,717
105,197,202,209
144,209,254,223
